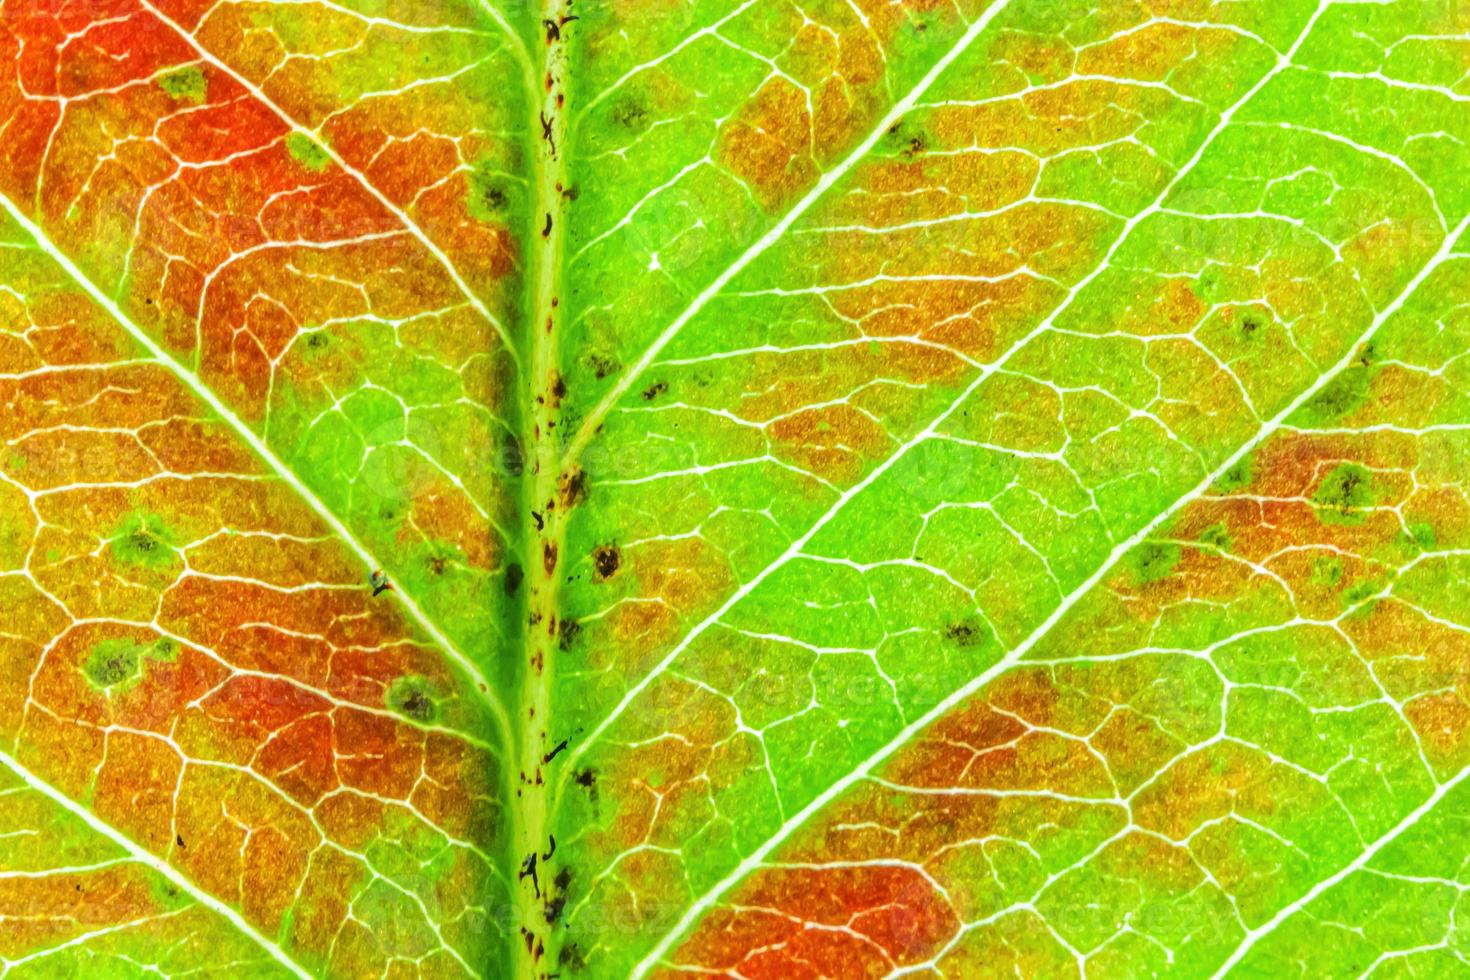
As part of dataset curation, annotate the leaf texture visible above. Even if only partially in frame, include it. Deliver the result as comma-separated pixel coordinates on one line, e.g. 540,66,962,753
6,0,1470,977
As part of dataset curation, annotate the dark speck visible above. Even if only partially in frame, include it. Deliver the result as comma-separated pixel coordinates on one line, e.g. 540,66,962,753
559,943,586,971
400,690,432,720
592,544,620,580
558,618,582,651
943,622,984,648
586,353,619,379
504,562,524,596
560,468,588,508
611,99,646,129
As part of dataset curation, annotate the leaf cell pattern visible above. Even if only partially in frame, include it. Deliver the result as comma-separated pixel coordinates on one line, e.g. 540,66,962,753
5,0,1470,977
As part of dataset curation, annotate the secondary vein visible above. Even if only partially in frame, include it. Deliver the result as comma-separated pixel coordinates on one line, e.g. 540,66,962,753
559,0,1023,469
0,190,515,750
0,747,314,980
559,0,1330,791
629,103,1470,980
138,0,525,367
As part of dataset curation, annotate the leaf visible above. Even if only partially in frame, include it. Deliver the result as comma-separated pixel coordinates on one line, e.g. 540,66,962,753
4,0,1470,976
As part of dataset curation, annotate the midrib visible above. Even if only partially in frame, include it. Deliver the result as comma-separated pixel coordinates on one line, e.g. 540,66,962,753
508,0,574,975
136,4,549,973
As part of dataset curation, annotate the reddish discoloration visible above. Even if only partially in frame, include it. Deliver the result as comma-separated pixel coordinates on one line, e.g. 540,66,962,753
1131,742,1281,840
0,234,502,963
597,537,734,661
408,488,498,570
0,862,177,958
1104,432,1417,624
659,668,1123,973
0,0,516,434
717,79,818,211
1078,20,1236,81
680,866,958,976
1405,692,1470,772
767,404,891,484
163,0,519,290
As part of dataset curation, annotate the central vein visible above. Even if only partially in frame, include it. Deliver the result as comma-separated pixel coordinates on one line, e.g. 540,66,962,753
513,4,575,975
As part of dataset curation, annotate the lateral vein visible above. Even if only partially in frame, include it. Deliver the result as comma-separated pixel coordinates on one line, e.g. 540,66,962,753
561,0,1022,466
629,144,1470,980
0,748,313,980
563,0,1329,785
0,190,514,748
138,0,525,366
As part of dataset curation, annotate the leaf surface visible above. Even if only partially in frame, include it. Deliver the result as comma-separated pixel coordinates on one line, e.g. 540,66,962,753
5,0,1470,976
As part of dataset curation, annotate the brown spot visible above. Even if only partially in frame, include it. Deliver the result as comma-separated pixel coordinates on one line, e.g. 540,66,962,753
641,380,667,400
585,353,618,378
543,542,558,575
611,98,646,130
559,943,585,971
400,689,432,721
559,467,588,508
573,768,598,804
558,618,582,651
592,544,621,581
943,621,984,648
